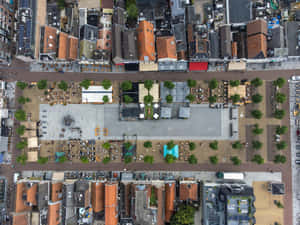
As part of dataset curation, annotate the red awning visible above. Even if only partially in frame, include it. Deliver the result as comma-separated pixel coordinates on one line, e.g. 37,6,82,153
189,62,208,71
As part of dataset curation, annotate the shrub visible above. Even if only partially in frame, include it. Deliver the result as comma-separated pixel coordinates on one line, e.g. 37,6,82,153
273,77,285,88
144,155,154,164
230,80,240,87
164,81,175,89
144,141,152,148
252,140,263,150
188,154,198,164
16,125,26,136
274,109,285,119
144,94,154,104
16,81,27,90
252,124,263,135
16,154,27,165
186,94,196,102
58,81,68,91
167,141,175,150
37,80,47,89
209,78,218,89
276,126,288,135
165,154,176,164
80,156,89,163
274,155,286,164
102,156,110,164
251,154,264,164
15,109,26,121
209,141,218,150
102,142,111,150
274,200,284,208
124,155,132,164
209,156,218,164
231,156,242,165
252,93,263,103
124,142,132,150
123,95,133,104
189,142,196,151
121,81,132,91
187,79,197,88
251,77,263,87
80,79,91,89
144,80,154,90
276,141,287,150
58,155,67,163
275,92,286,103
230,94,240,104
126,2,138,20
16,140,27,150
232,141,243,149
166,94,173,103
170,205,196,225
101,79,111,90
102,95,109,103
37,157,48,164
208,95,217,104
251,110,263,119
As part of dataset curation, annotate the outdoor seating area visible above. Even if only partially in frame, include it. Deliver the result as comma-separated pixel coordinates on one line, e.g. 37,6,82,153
30,62,79,72
80,63,111,73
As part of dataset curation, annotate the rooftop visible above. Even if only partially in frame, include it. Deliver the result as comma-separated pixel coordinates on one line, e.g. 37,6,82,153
228,0,252,24
137,20,156,61
156,36,177,61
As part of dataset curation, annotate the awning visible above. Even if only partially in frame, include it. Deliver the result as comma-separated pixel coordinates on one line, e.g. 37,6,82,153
189,62,208,71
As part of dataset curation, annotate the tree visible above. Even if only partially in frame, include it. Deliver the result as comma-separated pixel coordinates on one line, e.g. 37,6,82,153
208,78,218,89
16,154,27,165
274,155,286,164
166,95,173,103
275,92,286,103
251,77,263,87
127,2,138,20
231,156,242,165
144,141,152,148
186,94,196,102
276,141,287,150
37,157,48,164
80,79,91,89
209,141,218,150
101,79,111,90
189,142,196,151
123,95,133,104
209,155,218,164
16,125,26,136
208,95,217,104
232,141,243,149
187,79,197,88
251,110,263,119
124,155,132,164
274,109,285,119
252,124,263,135
18,96,27,104
58,81,68,91
144,94,154,104
16,140,27,150
188,154,198,164
15,109,26,121
16,81,27,90
80,156,89,163
251,154,264,164
124,142,132,150
58,155,67,163
144,80,154,90
230,80,240,87
164,81,175,89
230,94,240,104
276,126,288,135
165,154,176,164
167,141,175,150
252,140,262,150
102,156,110,164
170,205,196,225
37,80,47,90
144,155,154,164
102,142,111,150
57,0,66,9
252,93,263,103
274,200,284,208
273,77,285,88
102,95,109,103
121,81,132,91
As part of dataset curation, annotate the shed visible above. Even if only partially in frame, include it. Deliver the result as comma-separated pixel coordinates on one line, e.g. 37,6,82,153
163,145,179,159
160,107,172,119
179,107,190,119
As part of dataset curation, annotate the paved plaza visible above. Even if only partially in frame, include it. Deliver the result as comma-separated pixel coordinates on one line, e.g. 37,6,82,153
39,104,238,140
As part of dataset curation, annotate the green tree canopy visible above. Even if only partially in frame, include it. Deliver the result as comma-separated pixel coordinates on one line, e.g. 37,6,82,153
167,141,175,150
274,109,285,119
16,81,27,90
16,125,26,136
209,141,218,150
121,81,132,91
252,124,264,135
274,155,286,164
80,156,89,163
232,141,243,149
127,2,138,20
189,142,196,151
186,94,196,102
58,80,68,91
58,155,67,163
230,80,240,87
15,109,26,121
37,80,47,90
170,205,196,225
37,157,48,164
102,95,109,103
209,155,218,164
251,110,263,119
187,79,197,88
252,140,263,150
273,77,285,88
80,79,91,89
102,156,110,164
102,142,111,150
144,94,154,104
164,81,175,89
231,156,242,165
101,79,112,90
276,126,288,135
123,95,133,104
276,141,287,150
230,94,241,104
166,94,173,103
16,154,27,165
144,155,154,164
252,93,263,103
165,154,176,164
251,154,264,164
16,140,28,150
275,92,286,103
124,155,133,164
188,154,198,164
208,95,217,104
209,78,218,89
124,141,132,150
251,77,263,87
144,141,152,148
18,96,27,104
144,80,154,90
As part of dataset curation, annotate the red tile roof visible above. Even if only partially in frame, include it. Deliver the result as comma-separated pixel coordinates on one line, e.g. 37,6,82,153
58,32,68,60
68,36,79,60
137,21,156,61
165,182,175,222
15,183,31,213
247,33,267,58
247,19,268,36
13,214,28,225
51,183,62,202
48,201,61,225
26,184,38,206
97,29,112,51
179,183,198,201
43,26,57,54
156,36,177,60
105,182,118,225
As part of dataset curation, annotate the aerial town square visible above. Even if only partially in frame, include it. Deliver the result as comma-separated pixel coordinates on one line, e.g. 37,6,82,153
2,0,300,225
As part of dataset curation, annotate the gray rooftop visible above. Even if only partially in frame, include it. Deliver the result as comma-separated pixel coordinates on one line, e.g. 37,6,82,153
285,21,300,56
228,0,252,24
179,107,190,119
160,107,172,119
